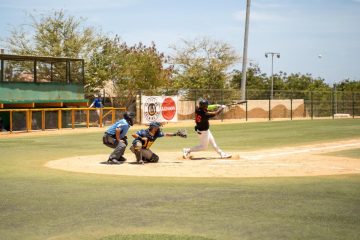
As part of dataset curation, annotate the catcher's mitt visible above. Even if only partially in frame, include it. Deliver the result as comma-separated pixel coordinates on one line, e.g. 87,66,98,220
175,129,187,138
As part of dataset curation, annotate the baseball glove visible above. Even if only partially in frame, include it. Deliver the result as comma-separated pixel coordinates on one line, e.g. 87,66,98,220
175,129,187,138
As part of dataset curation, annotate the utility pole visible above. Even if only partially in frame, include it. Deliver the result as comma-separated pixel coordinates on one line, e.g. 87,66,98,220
240,0,251,101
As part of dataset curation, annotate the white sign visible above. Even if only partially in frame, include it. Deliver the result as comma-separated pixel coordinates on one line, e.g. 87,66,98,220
141,96,178,123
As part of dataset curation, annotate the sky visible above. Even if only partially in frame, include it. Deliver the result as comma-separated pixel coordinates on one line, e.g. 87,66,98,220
0,0,359,85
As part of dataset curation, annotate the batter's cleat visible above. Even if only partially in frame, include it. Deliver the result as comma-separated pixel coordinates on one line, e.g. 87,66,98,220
107,158,121,164
182,148,190,159
119,156,127,162
220,152,232,159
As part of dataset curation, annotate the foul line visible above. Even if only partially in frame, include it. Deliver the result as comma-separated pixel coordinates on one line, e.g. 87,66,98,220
241,142,360,160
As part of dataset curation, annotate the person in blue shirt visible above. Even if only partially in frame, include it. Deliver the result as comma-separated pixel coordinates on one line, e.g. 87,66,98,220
103,112,135,164
90,95,103,108
130,122,181,164
90,95,103,124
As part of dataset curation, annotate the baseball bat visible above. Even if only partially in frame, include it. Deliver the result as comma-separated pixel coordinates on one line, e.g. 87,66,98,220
208,100,247,111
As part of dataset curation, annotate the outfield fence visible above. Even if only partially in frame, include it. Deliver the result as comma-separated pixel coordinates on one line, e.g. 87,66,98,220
2,89,358,134
96,89,360,121
0,107,126,133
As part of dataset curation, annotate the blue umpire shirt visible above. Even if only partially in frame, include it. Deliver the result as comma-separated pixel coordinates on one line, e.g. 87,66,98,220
106,119,130,139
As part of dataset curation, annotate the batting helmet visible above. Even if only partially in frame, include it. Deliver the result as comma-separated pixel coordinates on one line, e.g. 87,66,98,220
199,99,209,110
123,112,135,126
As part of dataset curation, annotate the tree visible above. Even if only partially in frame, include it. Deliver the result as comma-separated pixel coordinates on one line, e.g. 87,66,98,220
335,79,360,92
112,40,174,108
85,36,125,93
4,10,99,59
86,36,173,107
170,37,239,89
3,10,102,93
3,10,172,104
230,64,270,99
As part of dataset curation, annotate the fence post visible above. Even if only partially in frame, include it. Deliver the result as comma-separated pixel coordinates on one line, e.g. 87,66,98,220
268,97,271,121
221,89,224,122
42,110,45,130
194,89,197,113
245,89,248,121
58,110,62,129
86,109,90,128
99,108,103,127
28,110,32,131
0,59,4,82
71,109,75,129
139,90,142,124
331,90,335,119
10,110,13,133
25,110,29,132
290,98,293,120
352,92,355,119
310,91,313,120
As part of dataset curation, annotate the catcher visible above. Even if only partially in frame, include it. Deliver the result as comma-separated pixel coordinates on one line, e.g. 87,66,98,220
183,99,232,159
130,121,187,164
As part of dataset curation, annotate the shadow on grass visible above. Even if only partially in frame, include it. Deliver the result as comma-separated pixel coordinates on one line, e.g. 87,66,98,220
99,234,215,240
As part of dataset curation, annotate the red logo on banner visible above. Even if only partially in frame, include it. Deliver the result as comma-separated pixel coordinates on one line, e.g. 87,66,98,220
161,97,176,120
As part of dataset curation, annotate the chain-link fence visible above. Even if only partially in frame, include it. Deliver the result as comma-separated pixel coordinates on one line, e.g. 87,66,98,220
91,89,360,121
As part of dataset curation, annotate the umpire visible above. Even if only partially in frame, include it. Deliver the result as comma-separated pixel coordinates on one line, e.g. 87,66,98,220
103,112,135,164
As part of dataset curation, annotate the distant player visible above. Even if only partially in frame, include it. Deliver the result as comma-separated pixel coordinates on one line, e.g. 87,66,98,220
89,95,103,116
103,112,135,164
183,99,232,159
130,122,187,164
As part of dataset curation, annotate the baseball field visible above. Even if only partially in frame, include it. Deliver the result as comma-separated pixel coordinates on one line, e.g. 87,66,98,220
0,119,359,240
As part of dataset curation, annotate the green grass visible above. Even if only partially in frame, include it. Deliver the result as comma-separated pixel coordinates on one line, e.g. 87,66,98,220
100,234,214,240
0,119,359,240
323,148,360,159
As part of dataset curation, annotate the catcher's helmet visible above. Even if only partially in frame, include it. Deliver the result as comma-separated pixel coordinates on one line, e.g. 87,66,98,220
149,121,161,129
199,99,209,110
123,112,135,126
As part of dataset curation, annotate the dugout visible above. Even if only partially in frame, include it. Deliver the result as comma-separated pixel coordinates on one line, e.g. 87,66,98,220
0,53,88,131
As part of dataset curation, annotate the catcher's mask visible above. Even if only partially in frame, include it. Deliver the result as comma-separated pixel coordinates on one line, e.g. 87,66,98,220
123,112,135,126
149,121,161,130
199,99,209,110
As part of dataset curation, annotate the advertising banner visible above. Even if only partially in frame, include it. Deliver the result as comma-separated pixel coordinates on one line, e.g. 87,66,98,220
141,96,178,124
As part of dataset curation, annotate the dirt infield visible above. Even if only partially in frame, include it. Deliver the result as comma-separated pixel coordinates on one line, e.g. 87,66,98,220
46,139,360,178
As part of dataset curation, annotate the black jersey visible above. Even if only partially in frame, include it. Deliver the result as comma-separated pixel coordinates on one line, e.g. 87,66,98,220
195,107,216,131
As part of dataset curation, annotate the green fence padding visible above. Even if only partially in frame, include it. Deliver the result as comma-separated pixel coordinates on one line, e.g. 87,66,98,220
0,82,84,103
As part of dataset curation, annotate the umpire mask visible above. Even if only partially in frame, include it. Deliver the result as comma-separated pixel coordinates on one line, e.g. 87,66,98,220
123,112,135,126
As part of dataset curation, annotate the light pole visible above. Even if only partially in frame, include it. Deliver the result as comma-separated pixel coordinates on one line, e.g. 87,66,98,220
265,52,280,99
240,0,251,101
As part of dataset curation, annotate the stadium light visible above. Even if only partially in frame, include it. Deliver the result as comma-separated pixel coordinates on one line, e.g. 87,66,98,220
265,52,280,100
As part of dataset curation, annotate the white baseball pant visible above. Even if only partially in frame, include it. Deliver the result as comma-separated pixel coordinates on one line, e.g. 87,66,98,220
190,129,223,155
